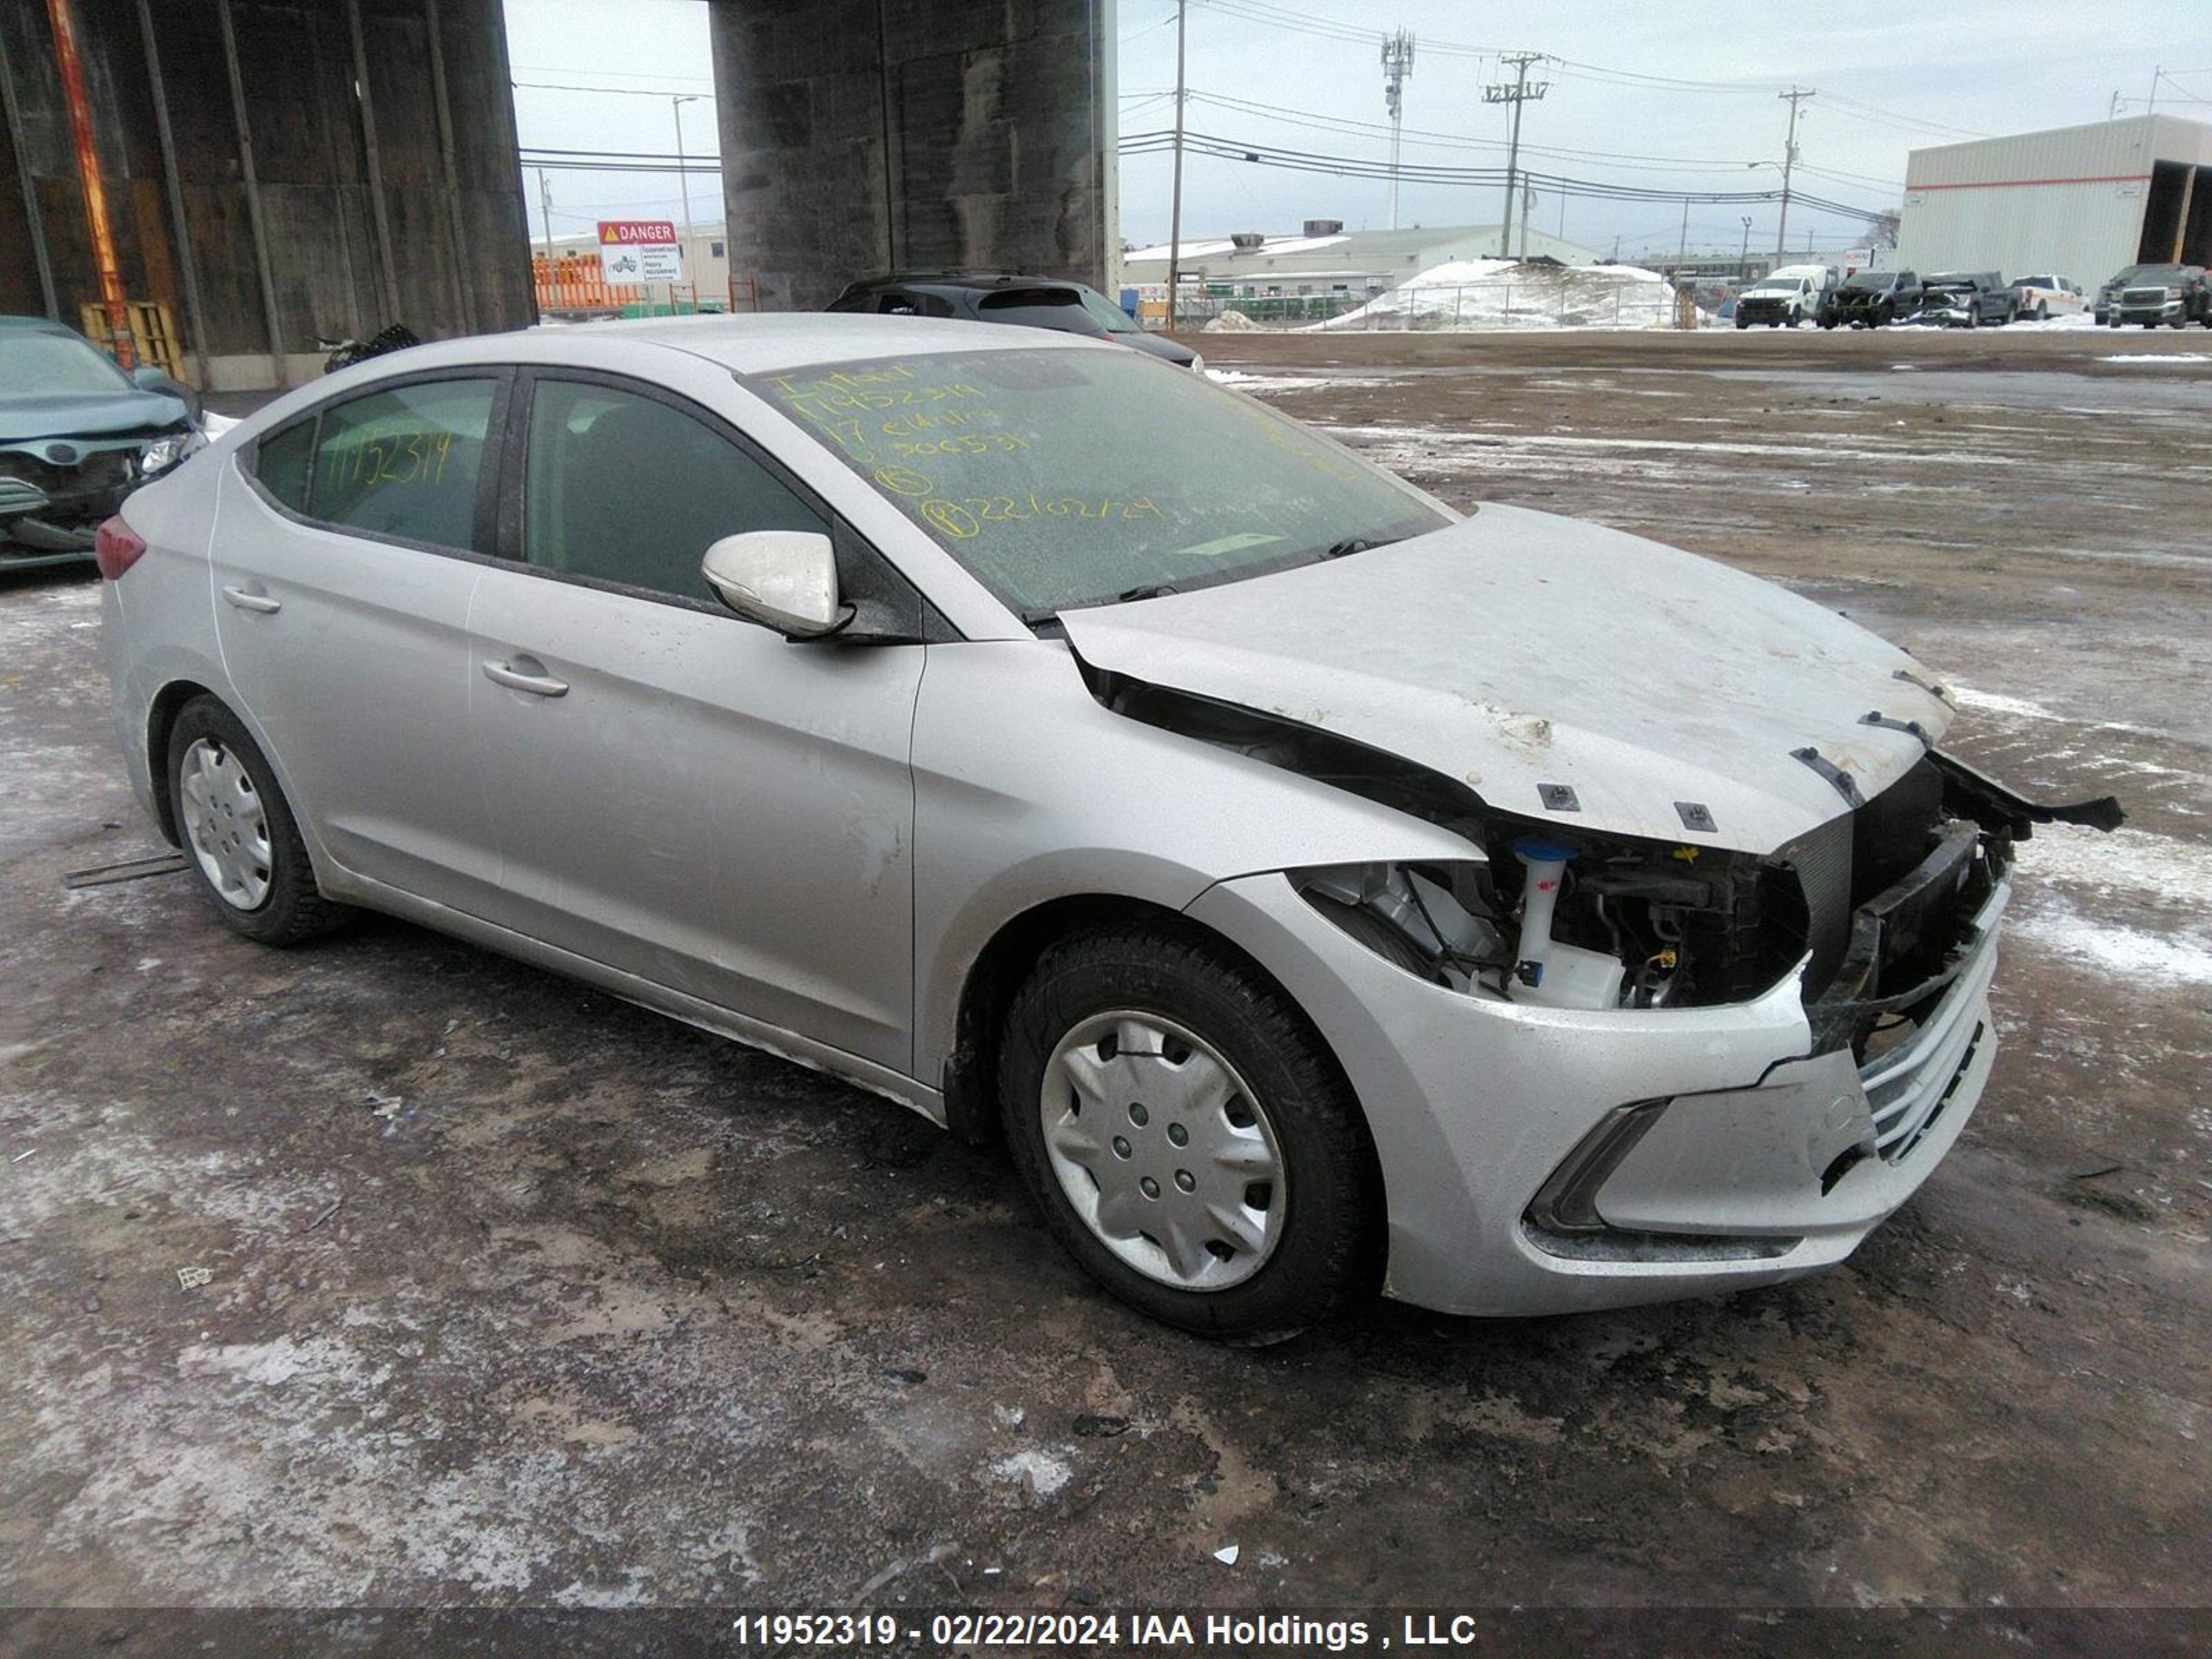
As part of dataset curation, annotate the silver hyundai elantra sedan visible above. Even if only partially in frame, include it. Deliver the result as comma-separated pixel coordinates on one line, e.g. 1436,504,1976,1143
95,315,2117,1338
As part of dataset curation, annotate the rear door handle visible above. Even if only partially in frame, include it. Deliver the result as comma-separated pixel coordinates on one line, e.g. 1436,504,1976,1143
482,659,569,698
221,585,281,614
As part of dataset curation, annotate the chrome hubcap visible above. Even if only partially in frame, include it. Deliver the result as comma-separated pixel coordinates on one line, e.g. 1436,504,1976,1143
178,736,272,910
1039,1011,1286,1291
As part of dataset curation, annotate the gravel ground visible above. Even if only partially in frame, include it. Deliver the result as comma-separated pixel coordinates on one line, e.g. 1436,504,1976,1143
1,326,2206,1647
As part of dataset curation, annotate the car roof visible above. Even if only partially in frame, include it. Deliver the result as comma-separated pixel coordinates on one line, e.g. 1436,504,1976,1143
557,311,1103,371
842,273,1091,294
0,315,83,338
495,312,1108,376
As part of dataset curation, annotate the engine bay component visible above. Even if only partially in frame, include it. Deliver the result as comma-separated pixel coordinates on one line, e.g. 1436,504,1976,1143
1506,841,1627,1011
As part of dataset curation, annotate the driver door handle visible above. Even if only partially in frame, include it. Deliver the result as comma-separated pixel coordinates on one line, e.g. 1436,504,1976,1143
221,585,281,614
482,658,569,698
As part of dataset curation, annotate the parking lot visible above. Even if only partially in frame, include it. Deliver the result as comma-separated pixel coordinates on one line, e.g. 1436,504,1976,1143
2,326,2207,1620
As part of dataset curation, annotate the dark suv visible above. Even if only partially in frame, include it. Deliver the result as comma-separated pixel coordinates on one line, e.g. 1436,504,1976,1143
827,274,1201,368
1823,269,1920,328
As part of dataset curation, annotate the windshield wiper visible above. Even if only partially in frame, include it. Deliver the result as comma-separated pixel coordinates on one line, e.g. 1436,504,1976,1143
1116,582,1179,602
1321,536,1396,560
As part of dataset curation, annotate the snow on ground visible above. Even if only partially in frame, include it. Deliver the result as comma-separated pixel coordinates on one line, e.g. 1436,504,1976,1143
1308,258,1674,333
2101,353,2212,364
1207,368,1395,394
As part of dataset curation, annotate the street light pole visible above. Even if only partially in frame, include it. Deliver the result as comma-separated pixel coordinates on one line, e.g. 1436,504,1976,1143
672,93,700,313
1739,215,1752,278
1165,0,1188,333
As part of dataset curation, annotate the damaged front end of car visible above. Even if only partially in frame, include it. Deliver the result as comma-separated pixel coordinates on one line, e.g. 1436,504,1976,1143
1091,666,2119,1058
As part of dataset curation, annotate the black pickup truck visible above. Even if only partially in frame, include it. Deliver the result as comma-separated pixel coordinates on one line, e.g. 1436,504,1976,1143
1823,269,1922,328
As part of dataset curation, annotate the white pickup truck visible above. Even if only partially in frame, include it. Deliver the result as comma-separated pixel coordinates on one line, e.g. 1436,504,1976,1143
2008,274,2086,321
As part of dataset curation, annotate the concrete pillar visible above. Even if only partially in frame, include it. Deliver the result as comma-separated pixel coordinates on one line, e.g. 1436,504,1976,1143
709,0,1116,310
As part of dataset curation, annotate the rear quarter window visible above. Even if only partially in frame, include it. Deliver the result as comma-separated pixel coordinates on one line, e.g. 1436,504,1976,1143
254,419,314,512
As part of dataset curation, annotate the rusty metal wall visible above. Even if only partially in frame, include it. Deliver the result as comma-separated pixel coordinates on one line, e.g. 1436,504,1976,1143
0,0,532,390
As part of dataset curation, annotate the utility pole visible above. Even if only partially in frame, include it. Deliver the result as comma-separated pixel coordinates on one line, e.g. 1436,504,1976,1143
2147,65,2160,116
1519,180,1535,260
536,167,554,274
1776,86,1813,261
672,93,700,313
1165,0,1188,332
1677,197,1689,269
1485,52,1548,260
1739,215,1752,278
1380,30,1415,232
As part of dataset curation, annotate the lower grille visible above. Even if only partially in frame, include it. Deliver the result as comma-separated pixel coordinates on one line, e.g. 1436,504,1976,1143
1867,1018,1984,1163
0,448,135,497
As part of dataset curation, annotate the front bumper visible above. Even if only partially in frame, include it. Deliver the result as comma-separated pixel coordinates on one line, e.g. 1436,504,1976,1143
1,446,142,558
2116,301,2184,323
1185,870,2009,1317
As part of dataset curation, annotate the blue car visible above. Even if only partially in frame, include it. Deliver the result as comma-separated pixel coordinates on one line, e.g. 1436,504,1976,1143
2,316,199,570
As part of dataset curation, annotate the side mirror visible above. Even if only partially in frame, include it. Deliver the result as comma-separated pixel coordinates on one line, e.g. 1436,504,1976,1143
702,530,847,638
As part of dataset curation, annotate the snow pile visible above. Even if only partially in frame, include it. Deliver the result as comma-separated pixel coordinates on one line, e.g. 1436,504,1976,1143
1309,258,1675,332
1203,308,1261,332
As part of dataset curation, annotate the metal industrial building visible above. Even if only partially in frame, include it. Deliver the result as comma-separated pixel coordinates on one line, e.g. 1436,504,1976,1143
1896,114,2212,289
1119,222,1598,299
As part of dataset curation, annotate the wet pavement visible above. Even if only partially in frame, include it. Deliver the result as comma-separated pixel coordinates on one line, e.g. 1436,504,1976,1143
1,327,2206,1626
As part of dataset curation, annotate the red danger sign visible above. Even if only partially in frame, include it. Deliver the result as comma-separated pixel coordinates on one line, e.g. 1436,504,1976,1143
598,220,677,246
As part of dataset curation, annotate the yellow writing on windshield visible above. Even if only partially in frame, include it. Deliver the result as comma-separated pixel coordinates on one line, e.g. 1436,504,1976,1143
760,358,1172,543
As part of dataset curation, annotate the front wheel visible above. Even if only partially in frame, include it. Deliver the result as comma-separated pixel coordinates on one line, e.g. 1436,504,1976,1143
998,926,1378,1340
168,697,352,946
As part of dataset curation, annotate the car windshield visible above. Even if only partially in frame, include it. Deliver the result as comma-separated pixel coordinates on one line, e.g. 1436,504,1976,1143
1840,273,1891,290
754,346,1450,620
0,330,131,395
1745,283,1796,297
2118,266,2184,283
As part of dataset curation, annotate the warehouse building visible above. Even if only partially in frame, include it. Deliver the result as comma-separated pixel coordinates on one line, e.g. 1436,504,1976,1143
1119,221,1598,299
1896,114,2212,290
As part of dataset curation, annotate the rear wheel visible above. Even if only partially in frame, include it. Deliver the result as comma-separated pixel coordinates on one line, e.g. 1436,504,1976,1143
997,926,1377,1340
2034,301,2050,321
167,697,351,946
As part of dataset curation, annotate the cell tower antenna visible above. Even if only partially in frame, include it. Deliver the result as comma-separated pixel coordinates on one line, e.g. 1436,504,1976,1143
1381,30,1416,231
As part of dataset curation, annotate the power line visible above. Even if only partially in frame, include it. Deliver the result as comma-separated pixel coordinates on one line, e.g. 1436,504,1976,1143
1185,89,1793,174
1118,128,1892,221
514,79,715,100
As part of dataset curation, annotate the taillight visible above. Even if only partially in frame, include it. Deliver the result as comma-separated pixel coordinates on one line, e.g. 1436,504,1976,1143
94,516,147,581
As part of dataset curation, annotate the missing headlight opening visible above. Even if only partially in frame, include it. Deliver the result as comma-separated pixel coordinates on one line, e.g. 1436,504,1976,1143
1091,666,2122,1047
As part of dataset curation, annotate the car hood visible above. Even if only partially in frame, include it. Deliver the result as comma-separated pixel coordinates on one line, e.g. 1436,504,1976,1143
0,388,187,444
1058,504,1955,854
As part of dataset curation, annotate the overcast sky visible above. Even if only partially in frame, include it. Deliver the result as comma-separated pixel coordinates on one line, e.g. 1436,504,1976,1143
505,0,2203,263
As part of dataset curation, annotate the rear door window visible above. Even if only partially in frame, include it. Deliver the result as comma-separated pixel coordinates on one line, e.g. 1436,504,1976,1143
307,379,498,552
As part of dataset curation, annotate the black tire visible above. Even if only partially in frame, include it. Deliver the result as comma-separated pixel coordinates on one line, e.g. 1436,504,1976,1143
2035,302,2050,321
167,696,352,946
1734,318,1749,330
997,924,1378,1340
